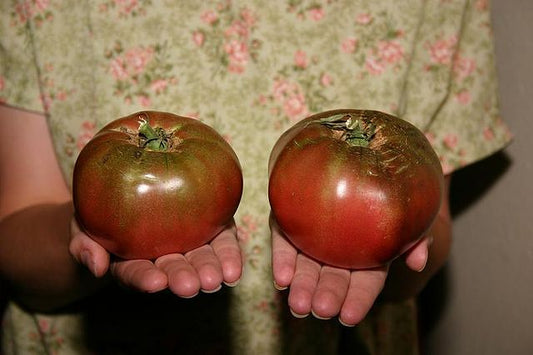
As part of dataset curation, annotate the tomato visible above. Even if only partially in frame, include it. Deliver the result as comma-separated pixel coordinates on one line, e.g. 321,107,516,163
268,109,444,269
73,111,243,260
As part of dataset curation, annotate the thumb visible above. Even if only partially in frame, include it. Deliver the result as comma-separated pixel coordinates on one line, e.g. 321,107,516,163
69,218,110,277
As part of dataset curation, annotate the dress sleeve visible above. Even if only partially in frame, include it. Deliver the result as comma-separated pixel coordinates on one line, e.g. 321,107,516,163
401,0,512,175
0,1,44,113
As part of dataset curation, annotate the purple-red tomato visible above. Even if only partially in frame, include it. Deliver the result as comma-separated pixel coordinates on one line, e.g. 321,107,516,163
73,111,243,260
268,109,444,269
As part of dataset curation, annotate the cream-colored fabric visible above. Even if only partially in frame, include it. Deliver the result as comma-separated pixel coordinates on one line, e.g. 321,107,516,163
0,1,511,354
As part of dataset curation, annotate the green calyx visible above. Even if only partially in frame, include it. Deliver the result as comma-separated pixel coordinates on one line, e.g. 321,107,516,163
319,114,376,147
138,119,171,151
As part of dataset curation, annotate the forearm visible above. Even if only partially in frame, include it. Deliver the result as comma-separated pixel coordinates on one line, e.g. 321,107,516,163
0,201,107,312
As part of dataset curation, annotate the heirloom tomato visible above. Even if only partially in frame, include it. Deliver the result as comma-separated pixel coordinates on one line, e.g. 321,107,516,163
73,111,243,260
268,109,444,269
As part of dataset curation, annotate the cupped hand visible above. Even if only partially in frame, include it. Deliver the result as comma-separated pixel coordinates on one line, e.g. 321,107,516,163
69,218,242,298
270,216,430,326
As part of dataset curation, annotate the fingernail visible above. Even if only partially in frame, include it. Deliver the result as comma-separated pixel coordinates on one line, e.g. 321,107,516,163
290,309,310,319
202,284,222,294
311,310,332,321
338,318,356,328
223,279,241,287
273,281,288,291
417,248,428,272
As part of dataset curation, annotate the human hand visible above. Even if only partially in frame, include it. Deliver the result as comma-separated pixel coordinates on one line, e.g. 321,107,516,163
69,218,242,298
270,216,430,326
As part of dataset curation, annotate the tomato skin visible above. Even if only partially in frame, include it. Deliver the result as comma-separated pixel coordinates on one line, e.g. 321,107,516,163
73,111,243,260
268,109,444,269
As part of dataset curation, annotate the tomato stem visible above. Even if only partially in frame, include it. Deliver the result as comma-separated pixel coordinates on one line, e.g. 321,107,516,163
319,114,375,147
138,119,171,151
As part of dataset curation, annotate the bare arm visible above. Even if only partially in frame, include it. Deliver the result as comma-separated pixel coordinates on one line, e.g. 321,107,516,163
0,105,104,312
0,105,243,312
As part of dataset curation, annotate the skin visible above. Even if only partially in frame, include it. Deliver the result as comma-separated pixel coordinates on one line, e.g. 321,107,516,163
0,105,242,311
269,110,445,269
272,176,451,325
0,104,451,328
73,112,243,260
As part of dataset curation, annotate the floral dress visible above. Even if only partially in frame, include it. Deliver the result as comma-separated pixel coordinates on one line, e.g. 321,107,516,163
0,0,511,354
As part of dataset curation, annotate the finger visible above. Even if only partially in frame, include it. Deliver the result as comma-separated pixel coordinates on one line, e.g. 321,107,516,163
210,223,242,286
339,266,388,326
270,220,297,290
69,219,110,277
311,266,350,320
110,259,168,293
287,254,321,318
185,245,224,293
405,237,430,272
155,254,201,298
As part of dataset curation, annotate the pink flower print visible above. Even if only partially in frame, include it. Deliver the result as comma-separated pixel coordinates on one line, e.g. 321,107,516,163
201,10,218,25
192,31,205,47
283,93,308,121
110,57,128,80
428,36,458,65
224,40,249,73
240,8,257,27
453,55,477,81
443,133,458,150
56,90,67,101
14,0,50,24
38,318,50,332
77,121,96,151
35,0,50,12
14,2,32,24
308,7,325,21
294,50,308,69
137,94,151,107
378,40,404,64
425,132,437,145
257,94,268,105
269,78,310,121
150,79,168,94
483,127,495,141
341,37,358,54
225,20,249,39
242,215,258,232
272,79,290,100
125,47,154,75
320,73,333,87
356,13,373,25
365,54,386,75
455,90,471,105
114,0,139,16
237,214,258,244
